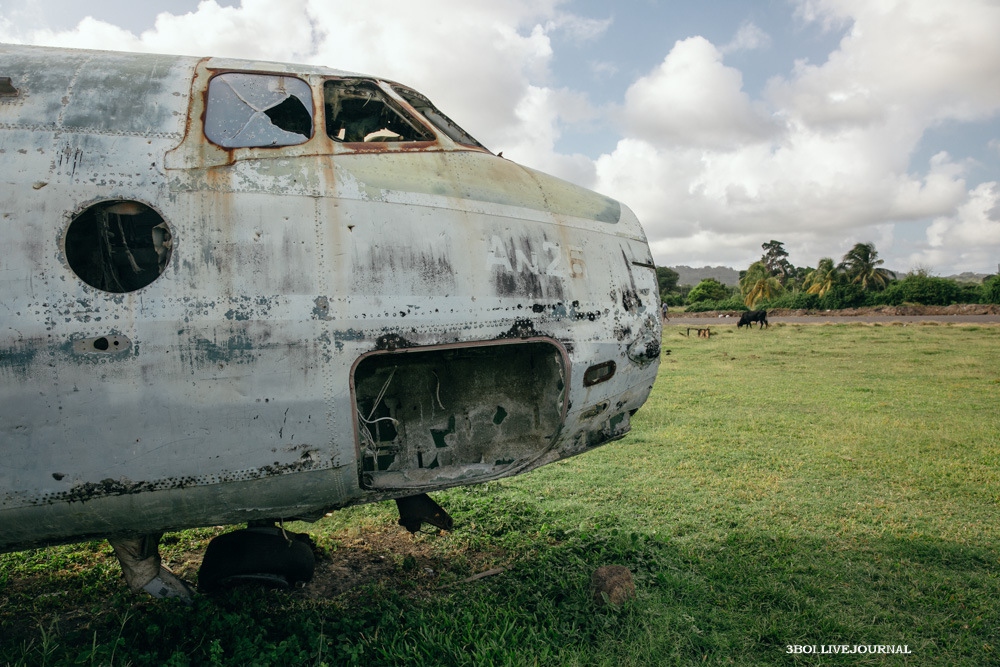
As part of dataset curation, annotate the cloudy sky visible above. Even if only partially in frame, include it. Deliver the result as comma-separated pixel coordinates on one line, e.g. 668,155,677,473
2,0,999,276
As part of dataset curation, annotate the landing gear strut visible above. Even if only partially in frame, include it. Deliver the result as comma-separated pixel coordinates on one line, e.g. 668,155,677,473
108,533,194,601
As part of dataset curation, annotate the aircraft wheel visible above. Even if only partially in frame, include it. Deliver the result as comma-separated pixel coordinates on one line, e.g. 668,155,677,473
198,526,315,593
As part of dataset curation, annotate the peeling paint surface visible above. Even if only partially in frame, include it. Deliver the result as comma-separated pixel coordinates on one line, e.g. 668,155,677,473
0,44,660,553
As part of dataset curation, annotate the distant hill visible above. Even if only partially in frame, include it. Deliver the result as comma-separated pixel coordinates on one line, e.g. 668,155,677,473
669,265,741,287
947,272,992,284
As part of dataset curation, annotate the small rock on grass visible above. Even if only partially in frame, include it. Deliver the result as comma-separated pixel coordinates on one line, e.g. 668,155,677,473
590,565,635,606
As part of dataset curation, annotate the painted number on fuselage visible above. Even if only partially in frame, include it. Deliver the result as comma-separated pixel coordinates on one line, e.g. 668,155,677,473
487,235,585,278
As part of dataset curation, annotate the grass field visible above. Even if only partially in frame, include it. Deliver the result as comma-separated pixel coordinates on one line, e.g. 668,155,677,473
2,322,999,665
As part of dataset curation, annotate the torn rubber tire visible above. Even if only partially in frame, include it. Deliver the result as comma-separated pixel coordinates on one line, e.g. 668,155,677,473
197,527,315,593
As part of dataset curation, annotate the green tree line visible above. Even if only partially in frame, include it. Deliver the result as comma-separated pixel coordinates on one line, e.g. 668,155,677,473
657,240,1000,312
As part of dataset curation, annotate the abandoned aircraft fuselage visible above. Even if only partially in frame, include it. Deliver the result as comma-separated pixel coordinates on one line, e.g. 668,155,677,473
0,44,660,554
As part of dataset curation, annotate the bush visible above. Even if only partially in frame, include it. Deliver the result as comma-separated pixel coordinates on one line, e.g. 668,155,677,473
818,284,865,309
982,276,1000,304
685,296,748,313
759,292,819,310
868,274,963,306
867,282,903,306
958,282,982,304
660,292,685,307
686,279,731,304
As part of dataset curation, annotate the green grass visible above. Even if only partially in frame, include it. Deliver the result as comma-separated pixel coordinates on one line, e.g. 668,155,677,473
2,323,999,665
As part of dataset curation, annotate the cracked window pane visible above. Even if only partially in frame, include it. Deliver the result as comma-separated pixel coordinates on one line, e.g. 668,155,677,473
324,79,434,143
393,85,487,150
205,73,313,148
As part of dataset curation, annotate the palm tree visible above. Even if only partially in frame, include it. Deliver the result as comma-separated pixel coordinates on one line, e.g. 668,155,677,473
740,261,783,308
803,257,839,297
838,242,895,291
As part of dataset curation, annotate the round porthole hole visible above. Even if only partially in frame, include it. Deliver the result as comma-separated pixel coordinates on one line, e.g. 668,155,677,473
65,200,172,293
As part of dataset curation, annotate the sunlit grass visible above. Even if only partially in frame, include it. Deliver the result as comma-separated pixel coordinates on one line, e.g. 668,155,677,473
2,323,999,665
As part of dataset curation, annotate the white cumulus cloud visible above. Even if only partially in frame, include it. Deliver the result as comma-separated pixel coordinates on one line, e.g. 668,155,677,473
595,0,1000,273
721,22,771,54
621,36,776,150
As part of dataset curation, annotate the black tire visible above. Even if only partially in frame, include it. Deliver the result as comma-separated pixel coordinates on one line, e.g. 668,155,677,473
198,527,315,593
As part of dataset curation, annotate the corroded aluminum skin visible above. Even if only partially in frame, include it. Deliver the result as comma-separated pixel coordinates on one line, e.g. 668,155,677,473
0,44,661,551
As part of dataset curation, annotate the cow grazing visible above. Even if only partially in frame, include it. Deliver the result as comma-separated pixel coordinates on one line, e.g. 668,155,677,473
737,310,768,329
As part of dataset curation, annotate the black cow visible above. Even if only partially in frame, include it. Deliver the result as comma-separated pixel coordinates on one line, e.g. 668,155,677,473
737,309,768,329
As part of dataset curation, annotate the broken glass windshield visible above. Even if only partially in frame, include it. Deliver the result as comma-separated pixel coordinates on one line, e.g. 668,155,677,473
324,80,434,143
205,73,313,148
393,86,487,150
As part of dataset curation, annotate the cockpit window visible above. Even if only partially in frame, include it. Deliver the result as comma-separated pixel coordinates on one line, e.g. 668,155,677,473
393,86,487,150
324,79,434,143
205,73,313,148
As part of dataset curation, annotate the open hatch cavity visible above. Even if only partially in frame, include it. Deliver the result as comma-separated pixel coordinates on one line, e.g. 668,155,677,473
354,341,566,490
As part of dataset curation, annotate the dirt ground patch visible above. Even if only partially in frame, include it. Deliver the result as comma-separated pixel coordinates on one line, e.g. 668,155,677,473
303,524,508,600
161,522,509,602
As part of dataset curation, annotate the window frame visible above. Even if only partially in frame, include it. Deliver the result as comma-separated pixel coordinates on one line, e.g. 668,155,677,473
323,78,438,146
203,71,315,149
